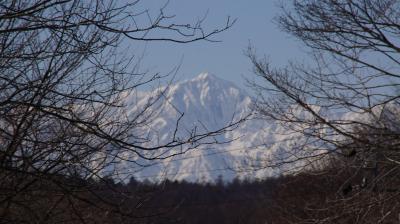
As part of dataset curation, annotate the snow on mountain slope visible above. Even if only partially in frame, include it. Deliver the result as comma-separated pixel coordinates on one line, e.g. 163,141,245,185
114,73,317,183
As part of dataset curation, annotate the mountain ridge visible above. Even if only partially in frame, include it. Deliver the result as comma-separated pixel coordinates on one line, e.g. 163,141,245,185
114,72,313,183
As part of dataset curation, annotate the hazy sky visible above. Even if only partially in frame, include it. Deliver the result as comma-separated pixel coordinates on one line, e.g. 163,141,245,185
127,0,307,89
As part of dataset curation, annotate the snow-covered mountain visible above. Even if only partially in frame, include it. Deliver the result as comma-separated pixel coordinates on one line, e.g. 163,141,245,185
114,73,316,183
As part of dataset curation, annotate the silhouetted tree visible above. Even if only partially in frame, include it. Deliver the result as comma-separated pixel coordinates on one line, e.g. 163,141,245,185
248,0,400,222
0,0,238,223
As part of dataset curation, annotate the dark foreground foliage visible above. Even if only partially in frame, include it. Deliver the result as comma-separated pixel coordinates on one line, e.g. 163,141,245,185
2,157,400,224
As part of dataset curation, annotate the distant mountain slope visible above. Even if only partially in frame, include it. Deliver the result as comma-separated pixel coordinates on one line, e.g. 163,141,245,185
114,73,320,182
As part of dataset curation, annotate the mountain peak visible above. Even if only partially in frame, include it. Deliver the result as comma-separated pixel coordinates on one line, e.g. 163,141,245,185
193,72,217,81
187,72,239,90
173,72,245,98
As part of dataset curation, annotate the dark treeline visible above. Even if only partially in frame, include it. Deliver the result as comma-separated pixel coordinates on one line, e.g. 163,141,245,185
120,163,400,223
4,156,399,224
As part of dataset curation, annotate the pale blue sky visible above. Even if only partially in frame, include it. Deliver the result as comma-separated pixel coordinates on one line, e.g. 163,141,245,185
126,0,306,89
